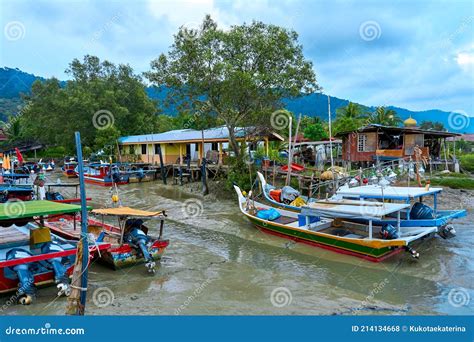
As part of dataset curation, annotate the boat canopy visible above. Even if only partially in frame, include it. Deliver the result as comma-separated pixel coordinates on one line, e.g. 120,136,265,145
92,207,164,218
0,200,86,221
301,200,409,220
336,185,442,200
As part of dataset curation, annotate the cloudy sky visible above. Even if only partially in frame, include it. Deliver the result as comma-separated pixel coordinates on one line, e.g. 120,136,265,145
1,0,473,114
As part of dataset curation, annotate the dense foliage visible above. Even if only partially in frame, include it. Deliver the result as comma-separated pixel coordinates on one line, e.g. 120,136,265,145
16,56,161,153
145,15,319,156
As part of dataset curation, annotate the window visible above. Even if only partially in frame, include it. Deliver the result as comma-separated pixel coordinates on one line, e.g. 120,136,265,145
141,144,147,155
358,134,367,152
154,144,161,154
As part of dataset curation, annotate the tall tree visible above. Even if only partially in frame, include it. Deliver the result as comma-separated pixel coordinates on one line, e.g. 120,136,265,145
301,116,328,141
366,106,402,126
336,102,363,120
21,56,159,152
145,15,319,156
332,102,364,134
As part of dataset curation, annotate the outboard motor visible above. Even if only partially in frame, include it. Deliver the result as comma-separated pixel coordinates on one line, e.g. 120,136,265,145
6,248,37,305
45,192,65,201
124,219,155,273
410,202,434,220
380,224,399,240
112,170,121,183
438,224,456,239
41,242,71,296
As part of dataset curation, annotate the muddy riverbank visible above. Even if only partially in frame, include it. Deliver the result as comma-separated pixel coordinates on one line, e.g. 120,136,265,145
2,174,473,316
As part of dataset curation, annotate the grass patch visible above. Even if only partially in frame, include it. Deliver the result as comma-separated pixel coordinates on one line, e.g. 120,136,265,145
429,177,474,190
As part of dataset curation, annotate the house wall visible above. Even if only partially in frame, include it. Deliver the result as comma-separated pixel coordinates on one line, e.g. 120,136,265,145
342,132,377,162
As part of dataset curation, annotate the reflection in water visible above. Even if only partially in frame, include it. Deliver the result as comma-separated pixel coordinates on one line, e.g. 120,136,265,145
2,175,473,315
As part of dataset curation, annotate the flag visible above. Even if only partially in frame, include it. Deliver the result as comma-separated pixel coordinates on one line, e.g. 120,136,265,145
15,148,24,164
3,154,10,170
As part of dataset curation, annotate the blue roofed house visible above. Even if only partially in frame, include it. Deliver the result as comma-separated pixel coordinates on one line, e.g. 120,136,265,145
118,126,284,165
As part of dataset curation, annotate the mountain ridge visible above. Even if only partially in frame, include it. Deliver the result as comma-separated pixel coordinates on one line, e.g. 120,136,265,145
0,67,472,133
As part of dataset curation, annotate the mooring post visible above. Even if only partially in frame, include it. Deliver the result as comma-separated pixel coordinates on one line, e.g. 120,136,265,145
202,157,209,195
156,144,166,184
66,132,89,315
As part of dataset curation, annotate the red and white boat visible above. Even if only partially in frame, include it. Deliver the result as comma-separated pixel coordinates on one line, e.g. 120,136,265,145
78,163,129,186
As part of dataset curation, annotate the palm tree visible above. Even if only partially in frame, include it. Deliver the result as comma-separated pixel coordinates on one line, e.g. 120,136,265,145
336,102,363,120
333,102,365,134
366,106,402,126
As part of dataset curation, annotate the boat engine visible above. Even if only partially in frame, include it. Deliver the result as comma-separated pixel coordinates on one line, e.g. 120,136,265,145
125,219,155,273
438,224,456,239
380,224,399,240
41,242,71,296
6,248,37,305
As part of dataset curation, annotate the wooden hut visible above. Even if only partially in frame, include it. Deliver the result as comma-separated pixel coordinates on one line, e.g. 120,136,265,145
336,119,461,166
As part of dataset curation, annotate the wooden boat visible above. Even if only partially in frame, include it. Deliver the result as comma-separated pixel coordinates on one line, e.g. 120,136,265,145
281,162,305,172
123,163,156,183
62,161,78,178
0,184,34,202
45,206,169,272
78,163,129,186
235,185,441,261
0,201,110,304
257,171,465,234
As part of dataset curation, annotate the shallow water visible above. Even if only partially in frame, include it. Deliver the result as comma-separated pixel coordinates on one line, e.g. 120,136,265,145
2,174,473,316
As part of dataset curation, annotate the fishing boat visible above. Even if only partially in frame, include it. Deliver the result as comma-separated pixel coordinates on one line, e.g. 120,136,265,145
0,184,34,202
234,185,440,261
45,206,169,272
257,171,465,234
62,161,78,178
0,200,110,304
37,160,55,172
77,162,129,186
123,163,156,183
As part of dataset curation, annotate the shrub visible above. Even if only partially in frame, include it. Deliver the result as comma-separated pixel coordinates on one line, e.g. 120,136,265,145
460,154,474,172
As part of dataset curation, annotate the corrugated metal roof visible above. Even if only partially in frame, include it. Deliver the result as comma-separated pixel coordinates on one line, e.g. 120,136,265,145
119,126,283,144
335,124,461,138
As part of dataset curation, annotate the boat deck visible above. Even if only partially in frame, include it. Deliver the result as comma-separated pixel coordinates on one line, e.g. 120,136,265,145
46,220,81,238
0,226,29,249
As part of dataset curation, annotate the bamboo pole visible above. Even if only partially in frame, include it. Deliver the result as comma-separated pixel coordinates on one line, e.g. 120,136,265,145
66,240,84,315
66,132,89,315
285,116,293,186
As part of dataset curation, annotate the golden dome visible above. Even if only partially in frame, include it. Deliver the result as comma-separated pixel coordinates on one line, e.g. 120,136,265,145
404,116,417,127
